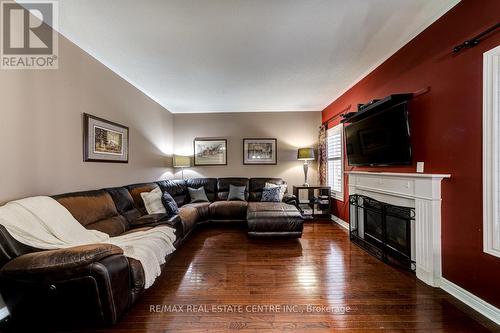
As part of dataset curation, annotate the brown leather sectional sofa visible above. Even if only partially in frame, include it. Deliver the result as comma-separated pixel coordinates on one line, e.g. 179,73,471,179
0,177,302,327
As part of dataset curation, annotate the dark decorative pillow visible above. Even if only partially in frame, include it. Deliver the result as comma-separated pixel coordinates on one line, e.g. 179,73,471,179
227,184,246,201
161,191,179,216
261,186,281,202
188,187,209,203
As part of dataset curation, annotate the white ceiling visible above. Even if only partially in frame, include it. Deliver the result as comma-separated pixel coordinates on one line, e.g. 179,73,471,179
53,0,459,113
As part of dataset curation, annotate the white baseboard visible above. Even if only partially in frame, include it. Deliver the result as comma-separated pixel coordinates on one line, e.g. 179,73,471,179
0,306,9,321
331,215,349,230
440,277,500,325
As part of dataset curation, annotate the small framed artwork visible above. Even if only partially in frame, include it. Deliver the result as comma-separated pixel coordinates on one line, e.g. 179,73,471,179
83,113,129,163
194,138,227,166
243,138,277,165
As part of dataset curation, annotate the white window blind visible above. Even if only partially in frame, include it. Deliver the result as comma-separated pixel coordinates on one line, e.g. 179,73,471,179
327,124,344,201
483,45,500,258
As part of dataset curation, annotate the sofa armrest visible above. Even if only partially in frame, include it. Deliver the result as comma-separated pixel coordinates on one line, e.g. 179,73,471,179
0,244,130,325
1,244,123,274
130,213,167,227
130,213,182,228
282,194,298,207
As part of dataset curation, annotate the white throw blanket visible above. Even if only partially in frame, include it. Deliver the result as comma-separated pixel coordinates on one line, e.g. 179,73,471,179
0,196,176,288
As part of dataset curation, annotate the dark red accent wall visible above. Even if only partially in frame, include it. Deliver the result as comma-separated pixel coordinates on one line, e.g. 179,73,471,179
322,0,500,307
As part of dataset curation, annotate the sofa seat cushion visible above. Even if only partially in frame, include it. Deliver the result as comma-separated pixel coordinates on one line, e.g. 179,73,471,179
178,203,208,235
247,202,303,238
183,202,211,220
209,201,248,220
128,215,183,241
129,214,167,228
122,226,153,235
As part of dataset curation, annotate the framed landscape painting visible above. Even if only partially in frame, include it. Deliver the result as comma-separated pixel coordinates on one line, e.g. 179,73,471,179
243,138,277,165
194,138,227,166
83,113,129,163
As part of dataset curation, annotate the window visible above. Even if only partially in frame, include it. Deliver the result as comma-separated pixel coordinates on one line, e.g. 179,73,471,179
327,123,344,201
483,44,500,258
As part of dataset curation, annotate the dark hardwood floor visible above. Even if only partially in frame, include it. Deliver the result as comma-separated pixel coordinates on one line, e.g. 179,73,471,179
13,222,500,332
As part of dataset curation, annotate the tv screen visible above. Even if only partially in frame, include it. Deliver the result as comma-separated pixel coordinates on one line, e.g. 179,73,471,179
344,102,411,166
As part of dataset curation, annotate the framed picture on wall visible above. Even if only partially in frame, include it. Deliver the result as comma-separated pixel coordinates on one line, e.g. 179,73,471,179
83,113,129,163
243,138,277,165
194,138,227,166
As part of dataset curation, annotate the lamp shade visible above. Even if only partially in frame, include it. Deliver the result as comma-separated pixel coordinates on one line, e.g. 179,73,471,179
297,148,315,161
173,155,191,168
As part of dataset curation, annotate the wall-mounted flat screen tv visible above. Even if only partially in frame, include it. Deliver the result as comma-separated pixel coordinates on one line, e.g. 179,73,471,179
344,102,412,166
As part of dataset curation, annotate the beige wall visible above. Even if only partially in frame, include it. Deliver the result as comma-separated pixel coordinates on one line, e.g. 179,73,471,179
0,33,174,204
173,112,321,187
0,24,319,312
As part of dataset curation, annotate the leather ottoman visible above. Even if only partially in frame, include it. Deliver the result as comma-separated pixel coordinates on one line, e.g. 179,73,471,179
246,202,304,238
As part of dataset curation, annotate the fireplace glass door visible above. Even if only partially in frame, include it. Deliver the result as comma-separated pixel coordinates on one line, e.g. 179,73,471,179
349,194,415,271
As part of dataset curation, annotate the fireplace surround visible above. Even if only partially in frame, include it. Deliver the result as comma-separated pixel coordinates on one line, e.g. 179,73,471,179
347,171,450,287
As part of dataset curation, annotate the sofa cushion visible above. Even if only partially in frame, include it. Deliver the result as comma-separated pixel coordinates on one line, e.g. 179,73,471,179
129,215,183,240
209,201,248,220
249,178,286,202
178,201,213,234
182,202,211,221
186,178,217,202
247,202,297,212
178,206,199,235
261,187,281,202
104,187,141,224
53,190,128,236
141,187,167,214
217,178,249,201
122,226,153,235
246,202,303,238
264,182,287,201
157,179,189,207
161,192,179,215
126,183,159,215
188,187,209,203
1,244,124,273
228,184,246,201
129,214,167,228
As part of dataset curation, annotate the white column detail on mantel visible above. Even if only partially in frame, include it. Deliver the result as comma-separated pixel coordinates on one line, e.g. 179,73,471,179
347,171,451,287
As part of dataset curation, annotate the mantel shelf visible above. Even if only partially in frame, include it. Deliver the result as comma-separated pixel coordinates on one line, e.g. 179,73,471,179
346,171,451,179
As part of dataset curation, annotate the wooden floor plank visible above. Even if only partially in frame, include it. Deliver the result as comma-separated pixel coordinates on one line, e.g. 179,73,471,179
6,221,500,332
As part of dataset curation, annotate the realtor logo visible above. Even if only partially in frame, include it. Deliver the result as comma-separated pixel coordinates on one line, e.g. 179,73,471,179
1,1,58,69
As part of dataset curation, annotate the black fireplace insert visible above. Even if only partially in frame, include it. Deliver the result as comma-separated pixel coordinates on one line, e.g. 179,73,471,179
349,194,416,271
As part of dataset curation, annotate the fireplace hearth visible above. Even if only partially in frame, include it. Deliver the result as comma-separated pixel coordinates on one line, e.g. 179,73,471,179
349,194,415,271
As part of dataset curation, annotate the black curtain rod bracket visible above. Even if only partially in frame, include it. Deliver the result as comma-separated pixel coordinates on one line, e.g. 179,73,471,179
452,23,499,54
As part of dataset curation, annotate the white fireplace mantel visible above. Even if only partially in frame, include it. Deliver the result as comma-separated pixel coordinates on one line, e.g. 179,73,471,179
347,171,451,287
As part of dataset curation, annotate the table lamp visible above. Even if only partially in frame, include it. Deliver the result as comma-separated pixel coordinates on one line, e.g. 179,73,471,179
297,148,315,186
173,155,191,180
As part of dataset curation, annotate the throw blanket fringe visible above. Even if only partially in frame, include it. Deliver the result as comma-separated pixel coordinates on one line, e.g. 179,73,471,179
0,196,175,288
